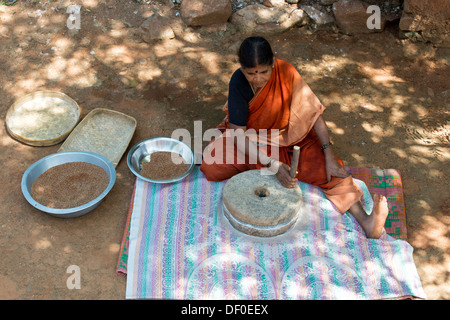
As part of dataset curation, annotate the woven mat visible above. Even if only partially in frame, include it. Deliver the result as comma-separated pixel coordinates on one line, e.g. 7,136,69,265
343,167,408,241
118,166,425,299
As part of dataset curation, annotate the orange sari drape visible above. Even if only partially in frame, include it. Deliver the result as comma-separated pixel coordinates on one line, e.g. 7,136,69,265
200,59,362,213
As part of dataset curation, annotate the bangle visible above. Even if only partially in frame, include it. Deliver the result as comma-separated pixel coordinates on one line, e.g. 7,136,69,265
320,141,333,151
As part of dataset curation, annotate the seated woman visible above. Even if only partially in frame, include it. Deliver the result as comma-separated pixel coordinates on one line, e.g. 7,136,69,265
200,36,388,239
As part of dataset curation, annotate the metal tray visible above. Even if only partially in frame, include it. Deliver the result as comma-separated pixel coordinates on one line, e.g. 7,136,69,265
58,108,136,167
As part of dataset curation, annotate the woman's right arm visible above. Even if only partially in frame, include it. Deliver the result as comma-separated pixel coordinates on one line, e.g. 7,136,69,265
228,123,272,167
228,123,297,188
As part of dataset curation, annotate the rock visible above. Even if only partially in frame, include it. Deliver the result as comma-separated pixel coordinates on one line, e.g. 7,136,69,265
332,0,386,35
399,0,450,47
301,5,335,26
0,25,10,38
231,4,308,35
263,0,285,8
180,0,232,27
138,13,175,42
440,90,450,99
122,77,138,89
285,0,299,4
160,0,175,9
58,0,72,9
399,13,420,31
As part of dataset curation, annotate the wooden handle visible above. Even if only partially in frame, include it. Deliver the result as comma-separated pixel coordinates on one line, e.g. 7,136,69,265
289,146,300,178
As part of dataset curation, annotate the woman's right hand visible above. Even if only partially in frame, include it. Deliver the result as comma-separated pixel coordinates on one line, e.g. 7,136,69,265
272,161,298,188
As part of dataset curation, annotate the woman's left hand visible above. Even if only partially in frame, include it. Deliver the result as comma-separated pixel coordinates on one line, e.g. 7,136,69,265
324,153,350,183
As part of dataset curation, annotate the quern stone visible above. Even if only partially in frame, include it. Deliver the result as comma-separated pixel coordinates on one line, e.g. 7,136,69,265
222,169,302,237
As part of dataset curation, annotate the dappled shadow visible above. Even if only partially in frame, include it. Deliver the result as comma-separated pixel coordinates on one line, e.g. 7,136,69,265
265,25,450,299
0,0,448,299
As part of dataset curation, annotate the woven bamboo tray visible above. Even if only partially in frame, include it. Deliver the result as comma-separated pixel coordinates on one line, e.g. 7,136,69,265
58,108,136,167
5,91,81,146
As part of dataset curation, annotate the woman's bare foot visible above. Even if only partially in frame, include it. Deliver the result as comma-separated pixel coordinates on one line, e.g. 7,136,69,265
348,194,389,239
365,194,389,239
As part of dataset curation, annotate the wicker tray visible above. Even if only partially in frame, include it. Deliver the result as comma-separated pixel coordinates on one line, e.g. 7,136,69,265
5,91,81,146
58,108,136,167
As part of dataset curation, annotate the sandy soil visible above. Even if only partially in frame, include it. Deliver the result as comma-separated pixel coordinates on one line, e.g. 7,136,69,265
0,0,448,299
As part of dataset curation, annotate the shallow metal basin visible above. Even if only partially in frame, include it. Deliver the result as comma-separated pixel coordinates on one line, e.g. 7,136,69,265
21,151,116,218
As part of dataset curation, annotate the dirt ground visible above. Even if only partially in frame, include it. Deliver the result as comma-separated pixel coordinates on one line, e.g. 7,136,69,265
0,1,449,300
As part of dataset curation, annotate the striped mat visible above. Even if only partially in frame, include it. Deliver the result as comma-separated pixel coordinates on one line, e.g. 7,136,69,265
119,166,425,300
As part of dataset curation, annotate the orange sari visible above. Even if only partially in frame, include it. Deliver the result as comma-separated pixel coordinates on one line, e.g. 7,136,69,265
200,59,362,213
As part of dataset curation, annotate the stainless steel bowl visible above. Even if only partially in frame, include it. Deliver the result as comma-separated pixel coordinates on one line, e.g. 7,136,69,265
21,151,116,218
127,137,195,184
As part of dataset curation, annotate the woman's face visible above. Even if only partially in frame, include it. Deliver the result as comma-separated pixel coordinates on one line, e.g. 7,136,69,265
241,63,273,91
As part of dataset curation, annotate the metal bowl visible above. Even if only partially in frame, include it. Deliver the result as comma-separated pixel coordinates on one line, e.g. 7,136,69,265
21,151,116,218
127,137,195,184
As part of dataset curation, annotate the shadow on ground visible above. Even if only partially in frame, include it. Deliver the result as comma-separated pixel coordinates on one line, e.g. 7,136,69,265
0,1,448,299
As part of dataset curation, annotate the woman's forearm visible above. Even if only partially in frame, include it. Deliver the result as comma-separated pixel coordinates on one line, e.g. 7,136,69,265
228,125,272,167
313,115,333,157
312,115,349,180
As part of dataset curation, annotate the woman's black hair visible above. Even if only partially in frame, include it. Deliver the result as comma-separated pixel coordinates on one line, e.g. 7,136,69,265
238,36,274,69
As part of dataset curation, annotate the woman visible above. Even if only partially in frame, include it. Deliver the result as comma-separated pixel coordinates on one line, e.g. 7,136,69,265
200,36,388,239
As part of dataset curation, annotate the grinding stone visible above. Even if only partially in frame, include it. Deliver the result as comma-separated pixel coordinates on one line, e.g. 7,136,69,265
222,169,302,237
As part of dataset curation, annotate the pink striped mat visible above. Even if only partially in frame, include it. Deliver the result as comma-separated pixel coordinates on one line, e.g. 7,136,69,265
122,166,425,300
